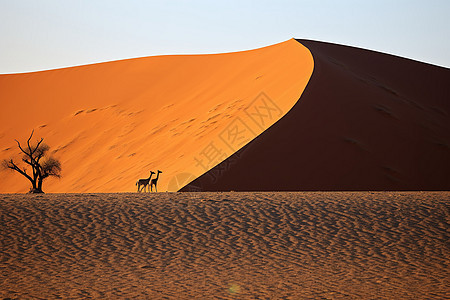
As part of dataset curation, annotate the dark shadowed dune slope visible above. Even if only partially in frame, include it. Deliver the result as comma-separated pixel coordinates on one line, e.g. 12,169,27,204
182,39,450,191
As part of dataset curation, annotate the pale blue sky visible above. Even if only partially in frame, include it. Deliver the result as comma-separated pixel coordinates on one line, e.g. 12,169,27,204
1,0,449,73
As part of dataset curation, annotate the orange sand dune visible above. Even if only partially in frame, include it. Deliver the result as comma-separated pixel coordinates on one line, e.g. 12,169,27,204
184,39,450,191
0,39,313,193
1,192,448,298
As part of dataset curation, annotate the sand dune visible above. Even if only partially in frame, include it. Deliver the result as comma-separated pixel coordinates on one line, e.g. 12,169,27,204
0,192,448,299
2,38,448,193
185,39,450,191
0,39,313,193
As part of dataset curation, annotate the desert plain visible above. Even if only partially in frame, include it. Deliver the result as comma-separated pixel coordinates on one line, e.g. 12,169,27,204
1,191,449,299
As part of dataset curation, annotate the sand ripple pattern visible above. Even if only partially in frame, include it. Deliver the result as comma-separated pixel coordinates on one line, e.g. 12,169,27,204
1,192,449,299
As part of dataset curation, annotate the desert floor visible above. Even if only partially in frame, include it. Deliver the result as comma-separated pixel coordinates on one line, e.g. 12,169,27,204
1,192,448,299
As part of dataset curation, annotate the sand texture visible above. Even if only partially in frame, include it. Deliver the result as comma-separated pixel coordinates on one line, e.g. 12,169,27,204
0,39,313,193
185,39,450,192
1,192,448,299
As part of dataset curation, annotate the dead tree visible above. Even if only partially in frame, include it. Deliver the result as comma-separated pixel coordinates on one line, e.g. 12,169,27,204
2,130,61,193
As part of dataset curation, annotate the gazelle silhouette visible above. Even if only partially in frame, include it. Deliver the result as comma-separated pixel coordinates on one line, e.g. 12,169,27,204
136,171,155,192
151,170,163,192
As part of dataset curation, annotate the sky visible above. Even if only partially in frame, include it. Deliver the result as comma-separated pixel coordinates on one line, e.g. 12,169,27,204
1,0,449,74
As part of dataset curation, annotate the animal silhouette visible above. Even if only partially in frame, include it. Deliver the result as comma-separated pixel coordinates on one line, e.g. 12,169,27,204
151,170,163,192
136,171,155,192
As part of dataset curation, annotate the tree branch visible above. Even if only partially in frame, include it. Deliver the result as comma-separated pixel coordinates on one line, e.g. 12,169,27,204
33,138,44,155
5,159,33,183
22,158,33,166
15,139,28,156
27,129,44,156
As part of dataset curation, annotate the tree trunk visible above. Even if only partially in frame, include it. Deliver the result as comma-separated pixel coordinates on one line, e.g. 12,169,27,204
29,177,38,192
33,177,44,193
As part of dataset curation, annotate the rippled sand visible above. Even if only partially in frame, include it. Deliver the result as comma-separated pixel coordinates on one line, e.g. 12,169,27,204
1,192,448,299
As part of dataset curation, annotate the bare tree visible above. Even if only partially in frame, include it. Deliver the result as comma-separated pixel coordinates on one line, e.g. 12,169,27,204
2,130,61,193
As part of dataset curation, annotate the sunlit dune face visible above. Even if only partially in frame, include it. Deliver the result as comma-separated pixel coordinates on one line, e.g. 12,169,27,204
0,39,313,193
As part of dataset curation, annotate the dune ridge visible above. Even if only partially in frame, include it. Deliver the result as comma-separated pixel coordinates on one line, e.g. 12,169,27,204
0,192,448,299
182,39,450,191
0,39,313,193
